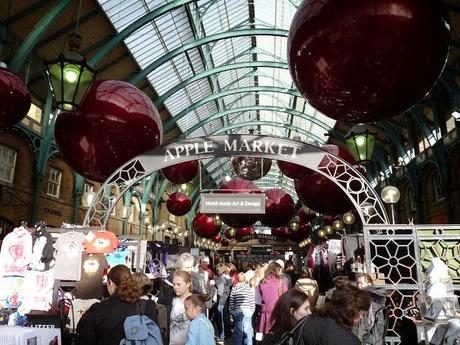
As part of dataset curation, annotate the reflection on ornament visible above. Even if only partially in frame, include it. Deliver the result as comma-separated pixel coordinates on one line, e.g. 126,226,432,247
325,225,334,234
318,229,327,238
231,156,272,181
289,221,299,232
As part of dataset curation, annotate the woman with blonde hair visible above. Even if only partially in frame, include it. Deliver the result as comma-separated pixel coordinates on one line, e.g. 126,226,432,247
257,261,288,337
170,270,193,345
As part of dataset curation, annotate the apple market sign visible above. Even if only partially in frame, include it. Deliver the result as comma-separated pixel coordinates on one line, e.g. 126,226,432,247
84,135,389,227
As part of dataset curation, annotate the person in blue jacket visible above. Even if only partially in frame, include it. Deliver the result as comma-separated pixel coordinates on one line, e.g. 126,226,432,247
184,294,215,345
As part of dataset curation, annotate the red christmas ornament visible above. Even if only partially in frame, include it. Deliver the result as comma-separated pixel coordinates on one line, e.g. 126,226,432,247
221,239,230,247
323,215,335,226
212,234,222,243
224,228,236,239
231,156,272,181
288,0,450,123
219,178,260,228
289,222,311,243
0,68,31,128
235,227,256,242
54,80,162,182
260,189,296,228
192,212,221,239
271,227,290,242
162,160,199,184
295,145,356,215
277,160,310,179
166,192,192,216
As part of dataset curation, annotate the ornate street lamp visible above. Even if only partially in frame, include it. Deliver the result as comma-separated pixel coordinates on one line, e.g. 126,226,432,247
45,33,96,111
344,124,376,164
381,185,400,224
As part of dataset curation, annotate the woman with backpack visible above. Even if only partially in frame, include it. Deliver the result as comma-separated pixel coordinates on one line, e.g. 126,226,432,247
77,264,158,345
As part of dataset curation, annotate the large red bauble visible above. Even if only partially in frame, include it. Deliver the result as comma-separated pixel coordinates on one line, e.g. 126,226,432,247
290,222,311,243
166,192,192,216
219,178,260,228
277,160,310,179
0,68,31,128
54,80,162,182
288,0,450,122
295,145,356,215
192,212,221,239
260,189,296,228
162,160,199,184
231,156,272,181
235,227,256,242
271,227,290,241
221,239,230,247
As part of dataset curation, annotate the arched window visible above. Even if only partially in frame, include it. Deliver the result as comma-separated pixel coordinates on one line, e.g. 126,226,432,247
432,171,444,202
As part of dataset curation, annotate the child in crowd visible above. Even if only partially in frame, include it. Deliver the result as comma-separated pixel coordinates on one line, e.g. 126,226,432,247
184,294,215,345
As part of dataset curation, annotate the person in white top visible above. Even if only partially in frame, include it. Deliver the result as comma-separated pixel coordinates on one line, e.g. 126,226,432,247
170,270,193,345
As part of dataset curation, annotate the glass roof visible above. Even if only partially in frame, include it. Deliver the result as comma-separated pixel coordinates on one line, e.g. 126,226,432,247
97,0,336,194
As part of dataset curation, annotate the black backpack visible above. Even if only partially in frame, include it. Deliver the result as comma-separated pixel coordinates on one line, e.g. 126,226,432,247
274,316,310,345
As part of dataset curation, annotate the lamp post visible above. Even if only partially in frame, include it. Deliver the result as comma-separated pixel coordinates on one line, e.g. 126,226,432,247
381,185,400,224
344,124,376,165
45,33,96,111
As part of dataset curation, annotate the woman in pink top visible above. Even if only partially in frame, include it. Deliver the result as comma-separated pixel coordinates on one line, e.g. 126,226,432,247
257,261,288,335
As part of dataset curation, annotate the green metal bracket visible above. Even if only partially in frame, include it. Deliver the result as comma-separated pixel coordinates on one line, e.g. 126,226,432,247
72,174,84,223
153,178,170,225
9,0,72,73
128,28,289,86
163,85,300,132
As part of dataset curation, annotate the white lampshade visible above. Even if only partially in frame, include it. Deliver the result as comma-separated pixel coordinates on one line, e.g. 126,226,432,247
381,186,400,204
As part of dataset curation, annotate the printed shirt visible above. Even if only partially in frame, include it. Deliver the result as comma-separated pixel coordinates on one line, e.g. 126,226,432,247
85,231,119,254
54,232,87,281
170,297,190,345
0,227,33,277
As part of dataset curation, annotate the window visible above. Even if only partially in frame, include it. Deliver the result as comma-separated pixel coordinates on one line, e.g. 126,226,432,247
432,172,444,202
0,144,17,183
408,188,416,211
83,183,93,193
47,168,62,197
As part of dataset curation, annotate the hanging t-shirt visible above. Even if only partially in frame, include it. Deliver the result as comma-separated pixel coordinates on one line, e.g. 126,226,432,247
170,297,190,345
0,276,25,309
22,269,54,311
85,231,119,254
105,248,132,268
29,229,54,271
0,226,33,277
54,232,87,281
73,253,108,299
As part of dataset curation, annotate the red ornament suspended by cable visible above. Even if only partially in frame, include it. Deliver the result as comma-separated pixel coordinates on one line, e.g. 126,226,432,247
288,0,450,122
166,191,192,216
224,228,236,240
221,238,230,247
235,227,256,242
0,68,31,128
277,160,310,179
192,212,221,239
260,188,296,228
54,80,162,182
212,234,222,243
162,160,199,184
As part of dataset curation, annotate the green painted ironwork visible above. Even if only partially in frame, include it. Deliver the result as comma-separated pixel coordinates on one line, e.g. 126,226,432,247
153,61,287,107
128,28,289,86
87,0,196,67
9,0,72,73
186,105,332,136
163,85,300,132
154,178,170,225
72,174,84,223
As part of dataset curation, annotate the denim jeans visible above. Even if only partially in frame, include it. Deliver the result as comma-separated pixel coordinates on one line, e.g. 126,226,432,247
217,304,225,341
233,311,253,345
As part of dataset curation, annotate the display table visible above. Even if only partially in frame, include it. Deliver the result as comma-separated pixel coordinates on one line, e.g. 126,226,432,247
0,325,61,345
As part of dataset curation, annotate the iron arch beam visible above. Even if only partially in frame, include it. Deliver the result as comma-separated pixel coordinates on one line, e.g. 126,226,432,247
83,135,389,227
163,85,301,132
86,0,196,67
9,0,73,73
187,105,332,136
153,60,288,107
128,28,289,86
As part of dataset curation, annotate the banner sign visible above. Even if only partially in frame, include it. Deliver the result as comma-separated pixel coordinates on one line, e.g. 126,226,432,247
236,233,287,242
200,193,265,214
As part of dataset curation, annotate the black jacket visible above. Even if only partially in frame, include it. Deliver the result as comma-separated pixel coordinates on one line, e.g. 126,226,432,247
302,316,361,345
77,295,158,345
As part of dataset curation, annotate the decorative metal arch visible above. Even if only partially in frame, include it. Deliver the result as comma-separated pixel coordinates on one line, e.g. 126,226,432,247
84,135,389,226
